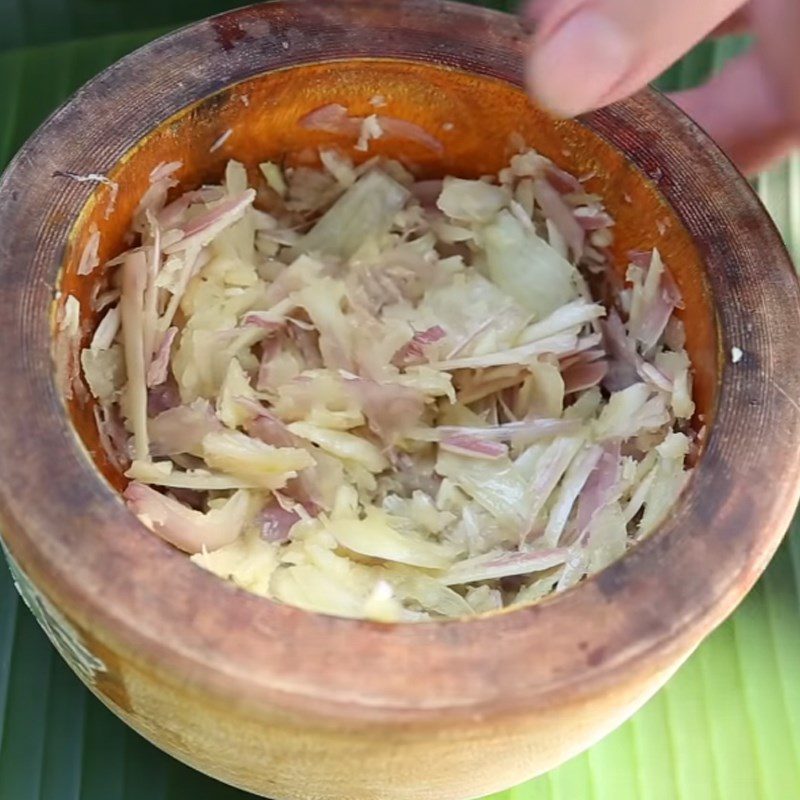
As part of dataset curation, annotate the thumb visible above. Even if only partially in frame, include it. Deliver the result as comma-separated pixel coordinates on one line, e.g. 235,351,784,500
524,0,745,117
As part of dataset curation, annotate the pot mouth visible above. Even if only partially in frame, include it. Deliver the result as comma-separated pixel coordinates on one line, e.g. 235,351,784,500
0,0,799,721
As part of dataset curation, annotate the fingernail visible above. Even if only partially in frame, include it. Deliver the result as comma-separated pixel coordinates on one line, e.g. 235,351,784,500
526,9,634,117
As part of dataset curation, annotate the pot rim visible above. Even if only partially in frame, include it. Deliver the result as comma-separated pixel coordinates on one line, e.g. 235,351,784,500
1,0,799,723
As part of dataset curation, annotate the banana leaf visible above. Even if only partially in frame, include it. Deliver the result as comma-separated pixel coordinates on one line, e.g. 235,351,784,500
1,14,798,800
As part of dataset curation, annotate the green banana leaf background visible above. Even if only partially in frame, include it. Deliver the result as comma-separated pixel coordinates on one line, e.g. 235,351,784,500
1,2,799,799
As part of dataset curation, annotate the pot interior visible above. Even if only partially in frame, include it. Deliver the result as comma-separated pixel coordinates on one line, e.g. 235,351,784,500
56,59,717,488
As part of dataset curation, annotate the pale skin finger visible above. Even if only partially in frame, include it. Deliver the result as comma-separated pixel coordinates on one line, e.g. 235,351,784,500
709,6,751,38
670,51,798,175
750,0,800,129
523,0,746,117
670,0,800,174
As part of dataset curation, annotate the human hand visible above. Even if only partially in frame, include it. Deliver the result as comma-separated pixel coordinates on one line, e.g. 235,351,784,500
523,0,800,174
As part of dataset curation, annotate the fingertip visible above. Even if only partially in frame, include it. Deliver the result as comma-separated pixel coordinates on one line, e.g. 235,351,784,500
524,50,570,118
525,10,635,118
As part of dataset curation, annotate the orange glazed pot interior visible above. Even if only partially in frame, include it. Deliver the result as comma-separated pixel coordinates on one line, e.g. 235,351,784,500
61,59,717,487
1,3,800,800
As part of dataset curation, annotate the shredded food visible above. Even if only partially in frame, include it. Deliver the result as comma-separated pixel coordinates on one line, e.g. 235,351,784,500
77,146,696,621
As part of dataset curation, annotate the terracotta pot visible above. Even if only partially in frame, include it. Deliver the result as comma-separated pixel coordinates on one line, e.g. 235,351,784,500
1,2,799,799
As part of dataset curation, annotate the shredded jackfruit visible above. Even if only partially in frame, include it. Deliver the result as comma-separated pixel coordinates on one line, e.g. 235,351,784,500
80,144,696,622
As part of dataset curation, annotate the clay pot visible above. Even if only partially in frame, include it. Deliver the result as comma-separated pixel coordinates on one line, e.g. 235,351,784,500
1,2,799,799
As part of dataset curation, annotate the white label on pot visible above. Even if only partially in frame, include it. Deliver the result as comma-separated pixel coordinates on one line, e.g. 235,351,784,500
1,540,106,684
